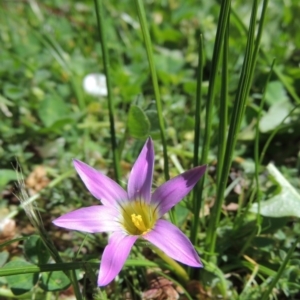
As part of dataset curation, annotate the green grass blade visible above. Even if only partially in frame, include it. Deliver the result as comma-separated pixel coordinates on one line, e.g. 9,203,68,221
133,0,169,180
191,0,231,246
0,260,161,277
190,34,204,244
94,0,121,183
134,0,174,222
217,21,229,188
193,34,205,169
204,0,260,262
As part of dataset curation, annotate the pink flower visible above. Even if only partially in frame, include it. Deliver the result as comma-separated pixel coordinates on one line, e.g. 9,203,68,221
53,138,206,286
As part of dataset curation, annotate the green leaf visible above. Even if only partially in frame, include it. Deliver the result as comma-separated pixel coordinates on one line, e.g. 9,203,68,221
3,83,26,100
145,109,161,139
259,100,292,133
265,81,288,106
250,163,300,218
24,235,50,265
38,117,74,134
40,271,70,291
3,260,39,295
0,169,18,191
0,251,9,267
175,205,189,227
127,105,150,139
38,95,70,127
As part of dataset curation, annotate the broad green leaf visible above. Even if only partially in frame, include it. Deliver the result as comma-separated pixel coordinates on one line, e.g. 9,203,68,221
38,95,70,127
127,105,150,139
3,83,26,100
0,169,18,191
250,163,300,218
145,109,160,139
259,100,292,133
265,81,288,106
38,118,74,134
40,271,70,291
175,205,189,227
24,235,50,265
0,251,9,267
4,260,39,295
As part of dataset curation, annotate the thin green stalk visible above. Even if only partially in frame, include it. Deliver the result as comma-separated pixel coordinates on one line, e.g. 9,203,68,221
134,0,174,223
261,235,300,300
204,0,261,262
245,0,270,98
150,245,189,283
190,34,204,244
239,263,259,300
0,260,160,277
0,237,27,249
193,34,204,169
231,8,300,105
205,0,270,262
251,58,275,225
133,1,169,179
254,59,276,183
93,0,121,183
194,0,231,241
0,288,31,299
217,20,229,189
235,59,276,256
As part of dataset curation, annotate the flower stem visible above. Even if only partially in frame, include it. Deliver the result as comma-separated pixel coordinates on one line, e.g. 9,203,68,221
150,245,189,283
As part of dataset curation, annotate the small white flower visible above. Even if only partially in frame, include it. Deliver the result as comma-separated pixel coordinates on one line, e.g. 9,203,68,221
83,73,108,97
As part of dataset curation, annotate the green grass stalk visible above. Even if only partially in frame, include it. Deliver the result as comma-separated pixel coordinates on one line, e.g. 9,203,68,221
190,34,204,245
133,0,169,180
236,59,276,257
217,21,229,190
149,245,189,283
0,260,161,277
134,0,174,222
193,34,204,170
191,0,231,246
93,0,121,183
204,0,260,262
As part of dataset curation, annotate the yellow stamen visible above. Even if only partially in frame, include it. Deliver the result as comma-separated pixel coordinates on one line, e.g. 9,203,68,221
120,200,158,236
131,214,148,233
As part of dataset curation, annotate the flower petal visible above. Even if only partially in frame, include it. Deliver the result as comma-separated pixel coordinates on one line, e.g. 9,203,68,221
151,165,206,216
127,138,154,202
98,231,137,286
52,205,120,233
73,159,127,207
144,219,202,267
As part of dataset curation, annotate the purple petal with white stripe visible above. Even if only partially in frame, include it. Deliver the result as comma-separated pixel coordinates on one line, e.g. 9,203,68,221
152,165,206,216
52,205,120,233
73,159,127,207
98,231,138,286
127,138,154,202
144,219,202,267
